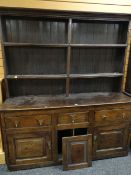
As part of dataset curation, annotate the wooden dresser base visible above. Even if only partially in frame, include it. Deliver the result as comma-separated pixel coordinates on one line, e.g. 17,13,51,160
0,93,131,171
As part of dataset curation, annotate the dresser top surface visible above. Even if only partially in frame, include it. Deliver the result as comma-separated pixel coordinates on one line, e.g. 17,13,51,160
0,92,131,111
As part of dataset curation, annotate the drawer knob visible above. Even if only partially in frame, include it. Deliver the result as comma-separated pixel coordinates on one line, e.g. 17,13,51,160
70,114,75,123
94,135,97,143
47,141,51,150
70,114,75,117
37,119,44,126
72,119,75,123
14,120,20,128
102,115,108,119
122,113,126,119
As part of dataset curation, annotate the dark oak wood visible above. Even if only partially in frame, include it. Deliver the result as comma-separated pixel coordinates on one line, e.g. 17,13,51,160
125,46,131,95
71,47,125,75
5,47,67,76
0,17,9,98
1,93,131,170
62,134,92,170
3,17,68,44
95,108,131,124
6,75,67,79
4,114,52,129
70,78,122,93
6,131,52,168
0,92,131,110
71,44,127,47
4,42,68,47
71,20,128,44
4,43,127,47
1,13,128,97
66,18,72,96
1,79,7,102
7,79,66,96
0,9,131,171
70,73,123,78
93,123,129,160
57,111,89,130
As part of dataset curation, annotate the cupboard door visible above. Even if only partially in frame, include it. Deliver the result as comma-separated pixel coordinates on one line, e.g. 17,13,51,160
7,131,52,166
62,134,92,170
93,124,129,160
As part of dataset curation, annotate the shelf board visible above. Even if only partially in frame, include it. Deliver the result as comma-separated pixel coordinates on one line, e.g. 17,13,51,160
7,73,123,79
4,43,127,48
70,73,123,78
4,42,68,47
70,44,127,47
7,74,67,79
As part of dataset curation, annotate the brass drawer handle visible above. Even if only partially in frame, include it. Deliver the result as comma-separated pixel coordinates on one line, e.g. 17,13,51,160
72,119,75,123
37,119,44,126
122,113,126,119
70,114,75,117
70,114,75,123
14,120,20,128
94,135,97,143
102,115,108,119
47,141,51,150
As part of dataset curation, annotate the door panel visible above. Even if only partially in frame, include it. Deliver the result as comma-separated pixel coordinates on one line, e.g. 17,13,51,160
15,137,46,159
62,134,92,170
97,131,123,150
93,124,129,160
7,131,52,165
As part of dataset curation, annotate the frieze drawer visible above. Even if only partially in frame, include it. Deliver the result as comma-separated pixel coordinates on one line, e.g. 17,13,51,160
95,108,131,124
57,111,89,129
4,115,52,129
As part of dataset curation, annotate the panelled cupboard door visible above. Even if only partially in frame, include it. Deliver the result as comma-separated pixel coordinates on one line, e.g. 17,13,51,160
93,124,129,160
6,131,52,166
62,134,92,170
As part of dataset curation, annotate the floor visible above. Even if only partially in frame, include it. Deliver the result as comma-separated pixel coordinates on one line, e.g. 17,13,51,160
0,153,131,175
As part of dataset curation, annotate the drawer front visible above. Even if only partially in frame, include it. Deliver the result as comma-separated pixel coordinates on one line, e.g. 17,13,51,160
95,108,131,123
58,111,89,126
4,115,52,129
123,109,131,120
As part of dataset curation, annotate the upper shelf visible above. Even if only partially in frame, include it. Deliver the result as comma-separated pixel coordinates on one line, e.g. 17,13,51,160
71,20,128,44
4,42,68,47
70,73,123,78
2,17,128,45
2,17,68,44
70,44,127,48
6,73,123,79
4,42,127,48
6,74,67,79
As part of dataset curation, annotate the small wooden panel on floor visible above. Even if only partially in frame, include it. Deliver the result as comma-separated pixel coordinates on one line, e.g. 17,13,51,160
62,134,92,170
